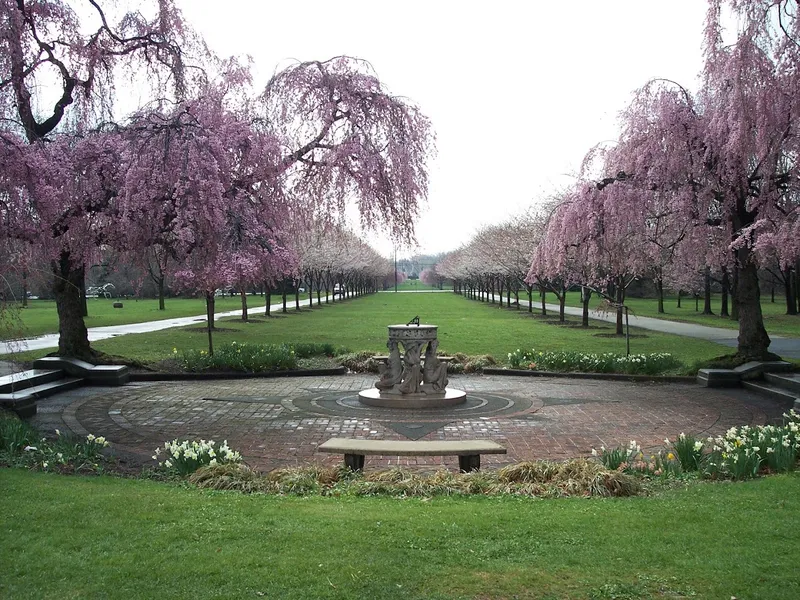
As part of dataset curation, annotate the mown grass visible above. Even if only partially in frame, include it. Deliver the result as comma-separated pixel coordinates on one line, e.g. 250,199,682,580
1,296,268,340
393,280,450,291
2,292,729,369
557,291,800,338
1,468,799,599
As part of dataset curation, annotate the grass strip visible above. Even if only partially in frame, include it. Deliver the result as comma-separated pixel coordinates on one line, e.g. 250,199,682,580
1,469,798,599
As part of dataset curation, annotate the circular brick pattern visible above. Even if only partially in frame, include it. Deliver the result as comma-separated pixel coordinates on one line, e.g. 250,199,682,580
294,391,536,420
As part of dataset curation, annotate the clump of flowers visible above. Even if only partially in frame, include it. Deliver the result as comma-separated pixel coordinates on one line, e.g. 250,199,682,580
666,433,705,472
704,410,800,480
592,440,682,479
506,349,683,375
592,440,642,471
0,414,111,473
154,439,242,476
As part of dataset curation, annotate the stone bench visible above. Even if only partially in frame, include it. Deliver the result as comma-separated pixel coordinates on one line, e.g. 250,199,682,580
317,438,506,472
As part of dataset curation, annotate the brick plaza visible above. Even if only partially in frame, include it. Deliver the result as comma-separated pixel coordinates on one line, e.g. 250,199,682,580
31,373,788,472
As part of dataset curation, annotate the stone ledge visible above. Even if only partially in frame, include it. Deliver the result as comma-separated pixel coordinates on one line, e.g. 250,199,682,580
0,394,37,418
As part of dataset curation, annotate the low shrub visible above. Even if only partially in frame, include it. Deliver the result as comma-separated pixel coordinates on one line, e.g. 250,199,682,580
291,342,338,358
154,439,242,476
176,341,297,372
462,354,497,373
337,351,380,373
507,349,683,375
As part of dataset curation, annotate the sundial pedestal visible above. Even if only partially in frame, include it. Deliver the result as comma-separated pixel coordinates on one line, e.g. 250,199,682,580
359,323,467,409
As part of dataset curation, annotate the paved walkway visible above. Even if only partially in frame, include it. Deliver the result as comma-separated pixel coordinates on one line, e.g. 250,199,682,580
30,373,790,473
487,294,800,359
0,296,325,355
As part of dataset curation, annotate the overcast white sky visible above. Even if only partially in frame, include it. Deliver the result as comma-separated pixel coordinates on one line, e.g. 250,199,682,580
177,0,708,258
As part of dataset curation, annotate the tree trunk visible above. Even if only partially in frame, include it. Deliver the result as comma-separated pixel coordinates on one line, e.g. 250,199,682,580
264,285,272,317
677,290,682,308
158,276,165,311
795,259,800,314
205,291,215,356
527,287,533,313
540,287,546,316
81,273,88,317
656,278,664,314
240,289,248,321
295,286,301,311
53,253,92,359
282,282,287,313
615,284,624,335
581,287,591,327
782,267,797,315
21,270,28,308
559,289,566,323
497,279,503,307
720,269,729,318
731,269,739,321
735,258,771,359
702,267,714,315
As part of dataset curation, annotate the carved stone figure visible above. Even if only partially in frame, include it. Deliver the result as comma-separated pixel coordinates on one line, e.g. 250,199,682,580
375,339,402,390
422,340,448,392
397,341,423,394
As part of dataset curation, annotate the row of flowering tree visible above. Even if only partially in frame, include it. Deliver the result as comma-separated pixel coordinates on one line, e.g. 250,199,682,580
527,0,800,359
434,210,545,311
0,0,433,359
293,223,395,309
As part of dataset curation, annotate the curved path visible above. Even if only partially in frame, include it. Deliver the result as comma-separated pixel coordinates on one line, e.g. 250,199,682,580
31,373,789,473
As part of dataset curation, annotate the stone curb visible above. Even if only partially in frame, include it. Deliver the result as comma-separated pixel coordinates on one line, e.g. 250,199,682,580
481,367,696,384
129,366,347,382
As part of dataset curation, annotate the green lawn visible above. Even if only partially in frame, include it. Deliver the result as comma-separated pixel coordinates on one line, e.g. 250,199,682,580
1,296,267,340
558,291,800,338
393,280,450,291
2,468,798,599
0,292,732,370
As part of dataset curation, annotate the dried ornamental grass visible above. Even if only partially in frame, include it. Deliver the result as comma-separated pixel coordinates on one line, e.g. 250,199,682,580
188,461,641,498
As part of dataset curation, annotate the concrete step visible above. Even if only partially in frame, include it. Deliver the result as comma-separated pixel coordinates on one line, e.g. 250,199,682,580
33,357,129,385
0,369,64,394
742,380,799,406
0,377,84,418
764,373,800,395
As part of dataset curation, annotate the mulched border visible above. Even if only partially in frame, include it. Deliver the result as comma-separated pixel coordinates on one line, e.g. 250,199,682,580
482,367,695,383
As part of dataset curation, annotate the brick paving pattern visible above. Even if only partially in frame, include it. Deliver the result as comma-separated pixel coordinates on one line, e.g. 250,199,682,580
31,373,790,472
